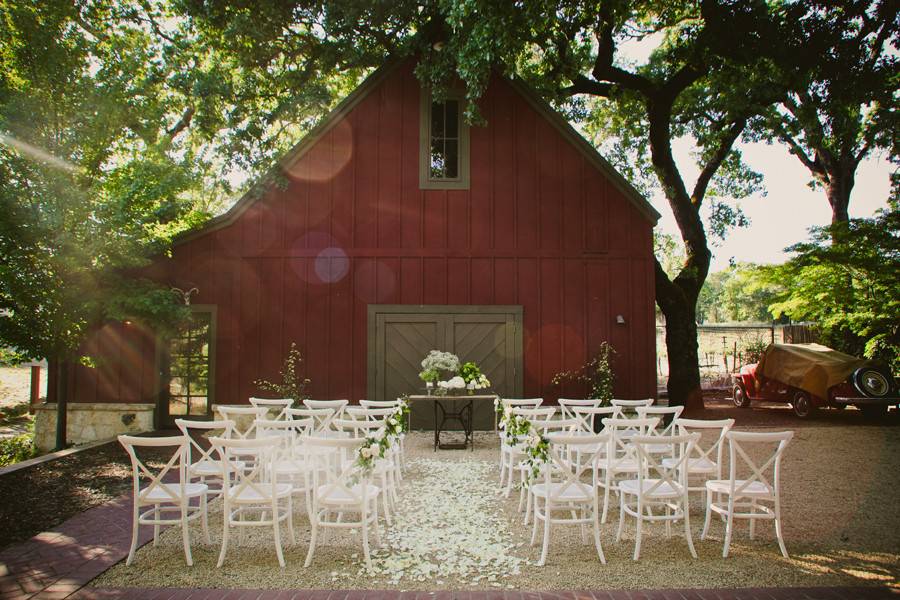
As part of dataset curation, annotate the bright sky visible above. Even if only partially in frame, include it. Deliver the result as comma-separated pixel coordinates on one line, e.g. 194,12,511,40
652,141,894,272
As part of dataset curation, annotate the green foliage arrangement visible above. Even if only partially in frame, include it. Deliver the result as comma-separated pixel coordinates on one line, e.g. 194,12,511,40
0,428,36,467
494,398,548,488
766,206,900,371
551,342,616,402
253,343,311,406
354,398,409,475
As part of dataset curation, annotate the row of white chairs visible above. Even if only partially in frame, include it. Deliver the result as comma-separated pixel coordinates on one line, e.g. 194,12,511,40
497,397,793,565
119,399,406,570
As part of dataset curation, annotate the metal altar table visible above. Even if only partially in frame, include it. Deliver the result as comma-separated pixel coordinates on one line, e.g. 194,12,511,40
407,394,497,451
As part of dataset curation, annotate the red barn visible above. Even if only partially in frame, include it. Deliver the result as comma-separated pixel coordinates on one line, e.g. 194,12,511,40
44,59,659,440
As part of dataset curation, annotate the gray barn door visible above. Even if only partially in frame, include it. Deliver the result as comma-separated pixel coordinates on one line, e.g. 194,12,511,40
368,305,523,429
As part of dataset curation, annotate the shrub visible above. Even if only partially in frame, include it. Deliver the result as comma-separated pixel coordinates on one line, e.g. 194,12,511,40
0,430,37,467
551,342,616,402
253,342,311,406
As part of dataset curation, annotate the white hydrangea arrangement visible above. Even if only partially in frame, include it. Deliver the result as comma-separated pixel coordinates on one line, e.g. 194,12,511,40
420,350,460,374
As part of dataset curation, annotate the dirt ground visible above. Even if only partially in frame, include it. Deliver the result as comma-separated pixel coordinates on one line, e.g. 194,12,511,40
92,420,900,591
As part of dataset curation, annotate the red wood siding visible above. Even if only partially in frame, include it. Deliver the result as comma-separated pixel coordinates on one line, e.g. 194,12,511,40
62,63,656,406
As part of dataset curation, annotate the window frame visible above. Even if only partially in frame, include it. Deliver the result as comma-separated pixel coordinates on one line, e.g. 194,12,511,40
419,89,470,190
163,304,217,421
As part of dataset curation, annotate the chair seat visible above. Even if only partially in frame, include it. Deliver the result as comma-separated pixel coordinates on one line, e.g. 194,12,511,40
144,482,208,502
227,483,293,502
706,479,772,497
530,481,593,502
191,459,245,477
597,458,640,472
317,484,381,505
661,456,717,472
618,478,684,498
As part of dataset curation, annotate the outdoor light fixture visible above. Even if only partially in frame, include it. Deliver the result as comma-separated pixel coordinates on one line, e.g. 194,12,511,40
616,314,626,324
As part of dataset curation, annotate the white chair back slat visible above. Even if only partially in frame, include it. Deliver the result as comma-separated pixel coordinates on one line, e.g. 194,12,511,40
215,406,268,439
248,397,294,421
501,397,543,410
303,399,349,421
572,406,622,432
286,407,338,435
726,430,794,498
674,418,735,477
175,419,235,468
557,398,603,431
636,406,684,437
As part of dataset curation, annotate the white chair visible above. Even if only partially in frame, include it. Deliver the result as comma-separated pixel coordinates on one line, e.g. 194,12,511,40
597,417,659,523
497,398,543,479
210,435,295,567
175,418,239,502
557,398,603,432
702,430,794,558
529,432,609,566
359,400,407,469
501,406,557,495
333,417,397,524
118,434,209,567
663,418,734,502
256,417,318,519
303,399,349,421
519,417,582,521
304,436,381,569
617,433,701,560
249,397,294,420
346,406,405,478
636,406,685,454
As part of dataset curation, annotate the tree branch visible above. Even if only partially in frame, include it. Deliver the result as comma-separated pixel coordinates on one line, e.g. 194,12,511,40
691,117,747,205
166,107,195,140
562,75,616,98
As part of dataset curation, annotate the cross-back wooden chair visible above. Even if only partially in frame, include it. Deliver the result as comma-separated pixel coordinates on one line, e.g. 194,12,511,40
664,418,735,501
702,430,794,558
303,436,381,569
248,397,294,421
175,418,237,502
529,432,610,566
617,433,701,560
557,398,603,431
597,416,659,523
210,435,294,568
118,434,210,567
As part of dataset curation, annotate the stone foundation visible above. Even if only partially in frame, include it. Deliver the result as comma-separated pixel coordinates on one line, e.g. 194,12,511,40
33,403,155,451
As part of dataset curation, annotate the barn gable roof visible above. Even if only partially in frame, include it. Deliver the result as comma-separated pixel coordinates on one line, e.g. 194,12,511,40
177,60,659,244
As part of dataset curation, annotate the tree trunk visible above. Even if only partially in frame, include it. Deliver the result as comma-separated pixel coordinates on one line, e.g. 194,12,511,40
655,260,705,411
55,358,68,451
825,174,852,224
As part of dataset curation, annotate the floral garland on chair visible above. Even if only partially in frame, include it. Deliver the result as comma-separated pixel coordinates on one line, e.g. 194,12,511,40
494,398,549,488
354,397,410,475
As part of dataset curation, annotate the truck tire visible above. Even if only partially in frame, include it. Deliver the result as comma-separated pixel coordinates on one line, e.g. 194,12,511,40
792,391,815,419
733,384,751,408
852,367,891,398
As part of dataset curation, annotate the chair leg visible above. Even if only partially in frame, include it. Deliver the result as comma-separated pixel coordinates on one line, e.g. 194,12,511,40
592,498,606,564
371,498,382,547
304,513,318,567
701,491,713,540
272,499,285,568
601,473,611,524
126,501,140,567
749,499,757,539
538,500,551,567
181,502,193,567
633,498,643,561
616,495,626,543
683,497,697,559
774,498,789,558
217,504,230,568
523,490,532,525
201,495,211,544
530,497,541,546
362,501,372,570
287,496,296,545
723,498,735,558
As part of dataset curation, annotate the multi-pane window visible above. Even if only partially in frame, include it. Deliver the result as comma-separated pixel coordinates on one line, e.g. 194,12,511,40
430,99,460,179
420,91,469,189
168,311,213,417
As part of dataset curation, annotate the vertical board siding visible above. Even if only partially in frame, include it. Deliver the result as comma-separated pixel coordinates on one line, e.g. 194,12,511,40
62,64,656,407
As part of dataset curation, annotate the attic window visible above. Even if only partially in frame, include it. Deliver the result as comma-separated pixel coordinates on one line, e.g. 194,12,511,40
420,91,469,189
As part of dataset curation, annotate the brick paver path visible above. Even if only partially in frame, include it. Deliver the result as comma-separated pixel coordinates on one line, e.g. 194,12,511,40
0,491,896,600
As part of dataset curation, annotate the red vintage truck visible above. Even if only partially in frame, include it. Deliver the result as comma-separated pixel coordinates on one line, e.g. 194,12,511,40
731,343,898,419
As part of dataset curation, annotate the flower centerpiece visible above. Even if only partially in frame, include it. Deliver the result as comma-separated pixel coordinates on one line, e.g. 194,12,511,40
459,361,490,394
419,350,461,392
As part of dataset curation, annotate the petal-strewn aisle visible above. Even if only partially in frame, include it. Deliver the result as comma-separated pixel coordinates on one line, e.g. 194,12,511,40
344,457,526,586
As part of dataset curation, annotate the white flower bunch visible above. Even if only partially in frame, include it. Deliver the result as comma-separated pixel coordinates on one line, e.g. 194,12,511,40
421,350,460,373
468,374,490,390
